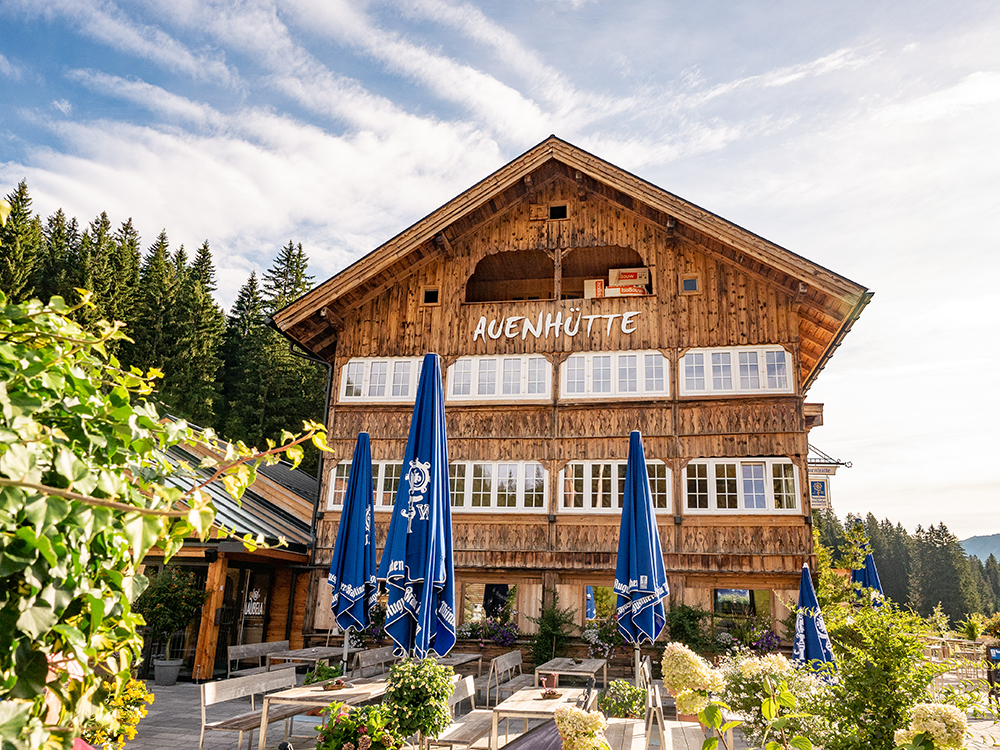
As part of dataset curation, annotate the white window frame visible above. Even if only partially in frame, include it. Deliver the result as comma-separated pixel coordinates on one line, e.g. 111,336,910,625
680,346,793,396
449,461,548,512
339,357,424,403
683,458,800,515
559,351,669,399
558,460,672,514
447,356,551,402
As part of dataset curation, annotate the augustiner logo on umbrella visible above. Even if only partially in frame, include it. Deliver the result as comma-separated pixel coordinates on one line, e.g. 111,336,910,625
402,458,431,533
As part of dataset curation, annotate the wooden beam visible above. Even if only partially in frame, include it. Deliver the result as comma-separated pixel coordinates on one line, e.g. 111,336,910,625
434,232,455,260
193,552,228,682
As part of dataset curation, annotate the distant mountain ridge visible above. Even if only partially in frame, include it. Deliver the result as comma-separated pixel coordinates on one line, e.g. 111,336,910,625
961,534,1000,561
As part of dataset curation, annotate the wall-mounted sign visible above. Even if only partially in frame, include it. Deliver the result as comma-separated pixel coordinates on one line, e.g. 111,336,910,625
472,309,642,342
810,478,829,510
243,587,266,617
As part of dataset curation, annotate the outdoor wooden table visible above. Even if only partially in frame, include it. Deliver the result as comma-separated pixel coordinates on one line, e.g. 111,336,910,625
533,657,608,688
490,686,596,750
256,676,388,750
434,652,484,676
265,645,363,671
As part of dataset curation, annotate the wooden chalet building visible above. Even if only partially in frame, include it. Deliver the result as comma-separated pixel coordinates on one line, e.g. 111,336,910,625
270,136,871,641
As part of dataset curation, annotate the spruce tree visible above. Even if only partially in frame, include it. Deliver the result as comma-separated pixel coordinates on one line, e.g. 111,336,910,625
985,554,1000,613
76,212,116,325
33,209,80,303
220,272,271,444
0,180,43,301
192,240,217,293
262,240,313,312
126,230,178,373
106,218,142,327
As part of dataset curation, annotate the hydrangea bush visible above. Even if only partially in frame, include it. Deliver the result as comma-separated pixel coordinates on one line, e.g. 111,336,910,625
553,705,610,750
660,641,724,718
717,651,823,745
894,703,967,750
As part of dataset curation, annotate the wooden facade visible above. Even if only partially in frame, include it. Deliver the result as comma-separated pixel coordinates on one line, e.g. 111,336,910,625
271,136,871,639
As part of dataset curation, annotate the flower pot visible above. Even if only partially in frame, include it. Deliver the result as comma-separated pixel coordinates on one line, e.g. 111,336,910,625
153,658,184,686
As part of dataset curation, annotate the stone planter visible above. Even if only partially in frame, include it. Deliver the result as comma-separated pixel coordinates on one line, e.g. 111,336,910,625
153,658,184,686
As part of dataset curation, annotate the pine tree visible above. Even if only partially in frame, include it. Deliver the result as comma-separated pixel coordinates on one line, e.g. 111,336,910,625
106,218,142,326
126,231,178,373
76,212,117,325
33,209,80,303
220,272,271,443
191,240,217,293
0,180,43,301
262,240,313,312
985,554,1000,614
158,245,225,426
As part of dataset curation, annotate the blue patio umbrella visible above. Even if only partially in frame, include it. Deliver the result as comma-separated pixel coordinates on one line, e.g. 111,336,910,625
586,586,596,620
614,431,670,682
377,353,456,659
851,523,884,607
792,564,837,680
327,432,377,670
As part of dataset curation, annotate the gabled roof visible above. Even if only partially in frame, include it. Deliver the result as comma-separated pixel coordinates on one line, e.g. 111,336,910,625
272,135,870,391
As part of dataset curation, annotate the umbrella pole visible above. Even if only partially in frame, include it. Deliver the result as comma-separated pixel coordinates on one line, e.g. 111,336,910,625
634,646,641,687
341,626,351,676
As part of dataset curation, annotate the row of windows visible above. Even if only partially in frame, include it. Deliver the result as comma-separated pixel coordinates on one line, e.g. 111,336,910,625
329,458,799,514
339,347,792,402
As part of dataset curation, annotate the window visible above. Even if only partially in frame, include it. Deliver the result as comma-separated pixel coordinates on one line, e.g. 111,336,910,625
560,351,669,399
773,463,796,509
680,347,794,395
685,458,799,513
392,361,411,397
448,356,551,401
684,352,705,391
421,287,440,305
680,274,700,294
449,461,547,511
327,463,352,508
369,361,387,397
478,360,496,396
502,359,521,395
450,464,466,506
524,464,545,508
379,463,403,507
560,461,671,513
619,355,638,393
339,357,424,402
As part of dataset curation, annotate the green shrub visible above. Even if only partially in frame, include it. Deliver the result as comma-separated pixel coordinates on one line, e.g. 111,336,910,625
807,601,941,750
384,658,454,738
316,702,403,750
528,591,577,665
665,604,710,650
303,661,343,684
598,679,645,718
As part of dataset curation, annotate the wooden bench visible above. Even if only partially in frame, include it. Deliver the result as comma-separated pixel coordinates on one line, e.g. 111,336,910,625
426,675,493,750
352,645,398,678
474,650,534,707
199,669,299,750
227,640,295,678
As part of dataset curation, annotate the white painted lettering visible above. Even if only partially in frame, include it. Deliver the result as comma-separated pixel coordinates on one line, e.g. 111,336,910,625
473,316,487,342
487,318,504,340
504,316,523,338
583,315,601,336
522,312,544,340
604,314,622,335
564,309,581,336
545,312,563,338
621,311,640,334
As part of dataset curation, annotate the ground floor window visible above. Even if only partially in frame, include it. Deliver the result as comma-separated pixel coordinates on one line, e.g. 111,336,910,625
559,461,671,512
712,588,776,649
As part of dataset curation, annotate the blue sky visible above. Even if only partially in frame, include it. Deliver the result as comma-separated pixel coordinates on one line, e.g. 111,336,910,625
2,1,999,538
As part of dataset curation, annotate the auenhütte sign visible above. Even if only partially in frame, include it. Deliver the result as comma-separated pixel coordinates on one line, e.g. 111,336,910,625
472,308,642,342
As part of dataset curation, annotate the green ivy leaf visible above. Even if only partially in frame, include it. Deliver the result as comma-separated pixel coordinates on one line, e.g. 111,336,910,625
123,514,162,562
16,602,58,639
0,700,32,742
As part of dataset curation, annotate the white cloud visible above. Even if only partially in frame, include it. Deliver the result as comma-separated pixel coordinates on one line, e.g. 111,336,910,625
0,53,22,80
4,0,237,85
873,71,1000,123
51,99,72,115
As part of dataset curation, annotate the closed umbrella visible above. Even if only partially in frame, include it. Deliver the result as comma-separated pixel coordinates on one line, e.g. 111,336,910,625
327,432,377,672
792,563,837,680
851,523,884,606
615,431,669,683
377,353,456,659
585,586,596,620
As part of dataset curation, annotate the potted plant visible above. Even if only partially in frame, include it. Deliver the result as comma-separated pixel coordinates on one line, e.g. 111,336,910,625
316,702,404,750
383,659,455,741
133,567,207,685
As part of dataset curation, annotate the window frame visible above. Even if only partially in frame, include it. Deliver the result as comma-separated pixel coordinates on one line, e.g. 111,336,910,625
339,357,425,403
679,346,794,396
447,356,552,402
449,460,548,513
559,351,669,400
558,460,672,514
683,458,800,515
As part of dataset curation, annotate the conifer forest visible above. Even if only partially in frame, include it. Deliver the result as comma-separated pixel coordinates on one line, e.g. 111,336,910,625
0,180,327,471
